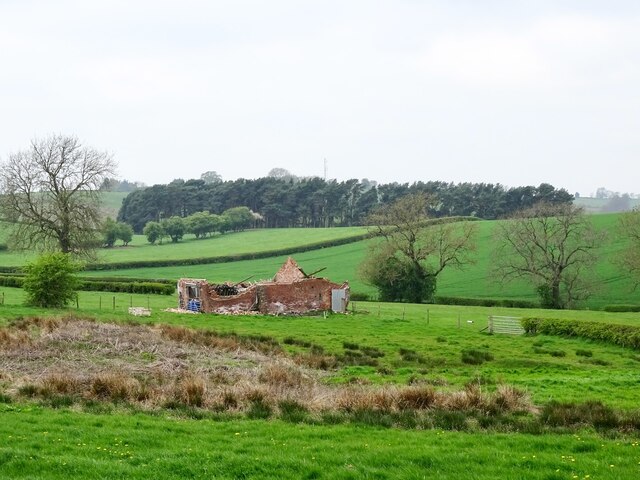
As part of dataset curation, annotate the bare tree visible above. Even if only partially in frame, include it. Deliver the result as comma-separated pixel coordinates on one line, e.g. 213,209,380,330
617,207,640,286
0,134,116,257
493,202,605,309
361,193,478,302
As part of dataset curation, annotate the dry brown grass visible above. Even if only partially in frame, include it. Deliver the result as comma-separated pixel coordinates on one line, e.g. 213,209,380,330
41,373,83,395
0,316,533,418
174,375,207,407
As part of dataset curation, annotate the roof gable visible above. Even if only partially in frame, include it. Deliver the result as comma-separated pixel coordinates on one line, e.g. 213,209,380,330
273,257,307,283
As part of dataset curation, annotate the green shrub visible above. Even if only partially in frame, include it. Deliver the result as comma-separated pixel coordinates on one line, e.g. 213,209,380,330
0,243,8,251
23,253,80,308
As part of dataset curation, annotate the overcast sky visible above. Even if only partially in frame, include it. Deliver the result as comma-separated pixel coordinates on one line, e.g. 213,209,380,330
1,0,638,196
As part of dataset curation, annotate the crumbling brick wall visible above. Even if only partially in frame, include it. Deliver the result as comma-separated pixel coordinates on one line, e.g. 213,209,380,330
202,285,257,314
178,275,349,315
257,278,339,314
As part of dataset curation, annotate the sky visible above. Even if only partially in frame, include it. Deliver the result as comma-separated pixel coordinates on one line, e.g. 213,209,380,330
0,0,638,197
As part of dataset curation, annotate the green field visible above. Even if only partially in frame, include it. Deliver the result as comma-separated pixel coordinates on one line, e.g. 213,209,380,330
2,407,639,479
73,214,640,309
1,290,640,407
0,227,368,267
100,191,129,219
2,297,640,478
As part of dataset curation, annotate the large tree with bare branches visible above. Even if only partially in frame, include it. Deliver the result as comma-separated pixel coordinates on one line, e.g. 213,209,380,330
0,134,116,257
360,193,478,303
493,202,605,309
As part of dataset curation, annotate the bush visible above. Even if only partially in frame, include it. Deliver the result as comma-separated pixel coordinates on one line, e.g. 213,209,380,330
521,317,640,350
23,253,80,308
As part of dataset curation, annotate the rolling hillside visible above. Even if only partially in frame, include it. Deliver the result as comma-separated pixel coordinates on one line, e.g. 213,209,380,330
0,227,369,267
75,213,640,309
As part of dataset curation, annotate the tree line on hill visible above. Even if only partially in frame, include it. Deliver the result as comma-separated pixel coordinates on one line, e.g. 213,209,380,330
117,176,574,233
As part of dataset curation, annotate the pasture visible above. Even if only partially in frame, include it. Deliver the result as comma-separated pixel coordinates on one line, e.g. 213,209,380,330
2,211,640,478
0,227,369,267
2,289,640,478
70,213,640,309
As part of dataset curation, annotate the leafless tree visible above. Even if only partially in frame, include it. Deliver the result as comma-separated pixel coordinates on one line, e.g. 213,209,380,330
493,202,605,309
0,134,116,257
617,207,640,286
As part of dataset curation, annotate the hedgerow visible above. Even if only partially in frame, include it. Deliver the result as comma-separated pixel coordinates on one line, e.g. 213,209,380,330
521,317,640,350
603,304,640,313
435,296,538,308
84,233,373,271
0,274,173,295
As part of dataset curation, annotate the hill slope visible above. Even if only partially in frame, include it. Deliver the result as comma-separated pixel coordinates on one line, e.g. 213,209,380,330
78,213,639,309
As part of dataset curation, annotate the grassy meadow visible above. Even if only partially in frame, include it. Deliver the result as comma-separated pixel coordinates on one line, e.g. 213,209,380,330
2,296,640,478
1,290,640,408
0,227,369,267
2,210,640,478
2,407,639,480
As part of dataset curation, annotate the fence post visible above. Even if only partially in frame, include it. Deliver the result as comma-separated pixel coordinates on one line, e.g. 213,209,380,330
130,296,133,307
457,313,461,328
147,296,150,309
426,308,429,325
99,296,102,310
112,296,116,310
402,306,406,321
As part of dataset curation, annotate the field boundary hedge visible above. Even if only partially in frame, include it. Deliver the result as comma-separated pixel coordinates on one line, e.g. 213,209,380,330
521,317,640,350
84,233,374,271
434,296,538,308
603,304,640,313
0,275,174,295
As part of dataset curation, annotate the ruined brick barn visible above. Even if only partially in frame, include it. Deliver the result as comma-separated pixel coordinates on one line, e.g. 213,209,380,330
177,258,350,315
